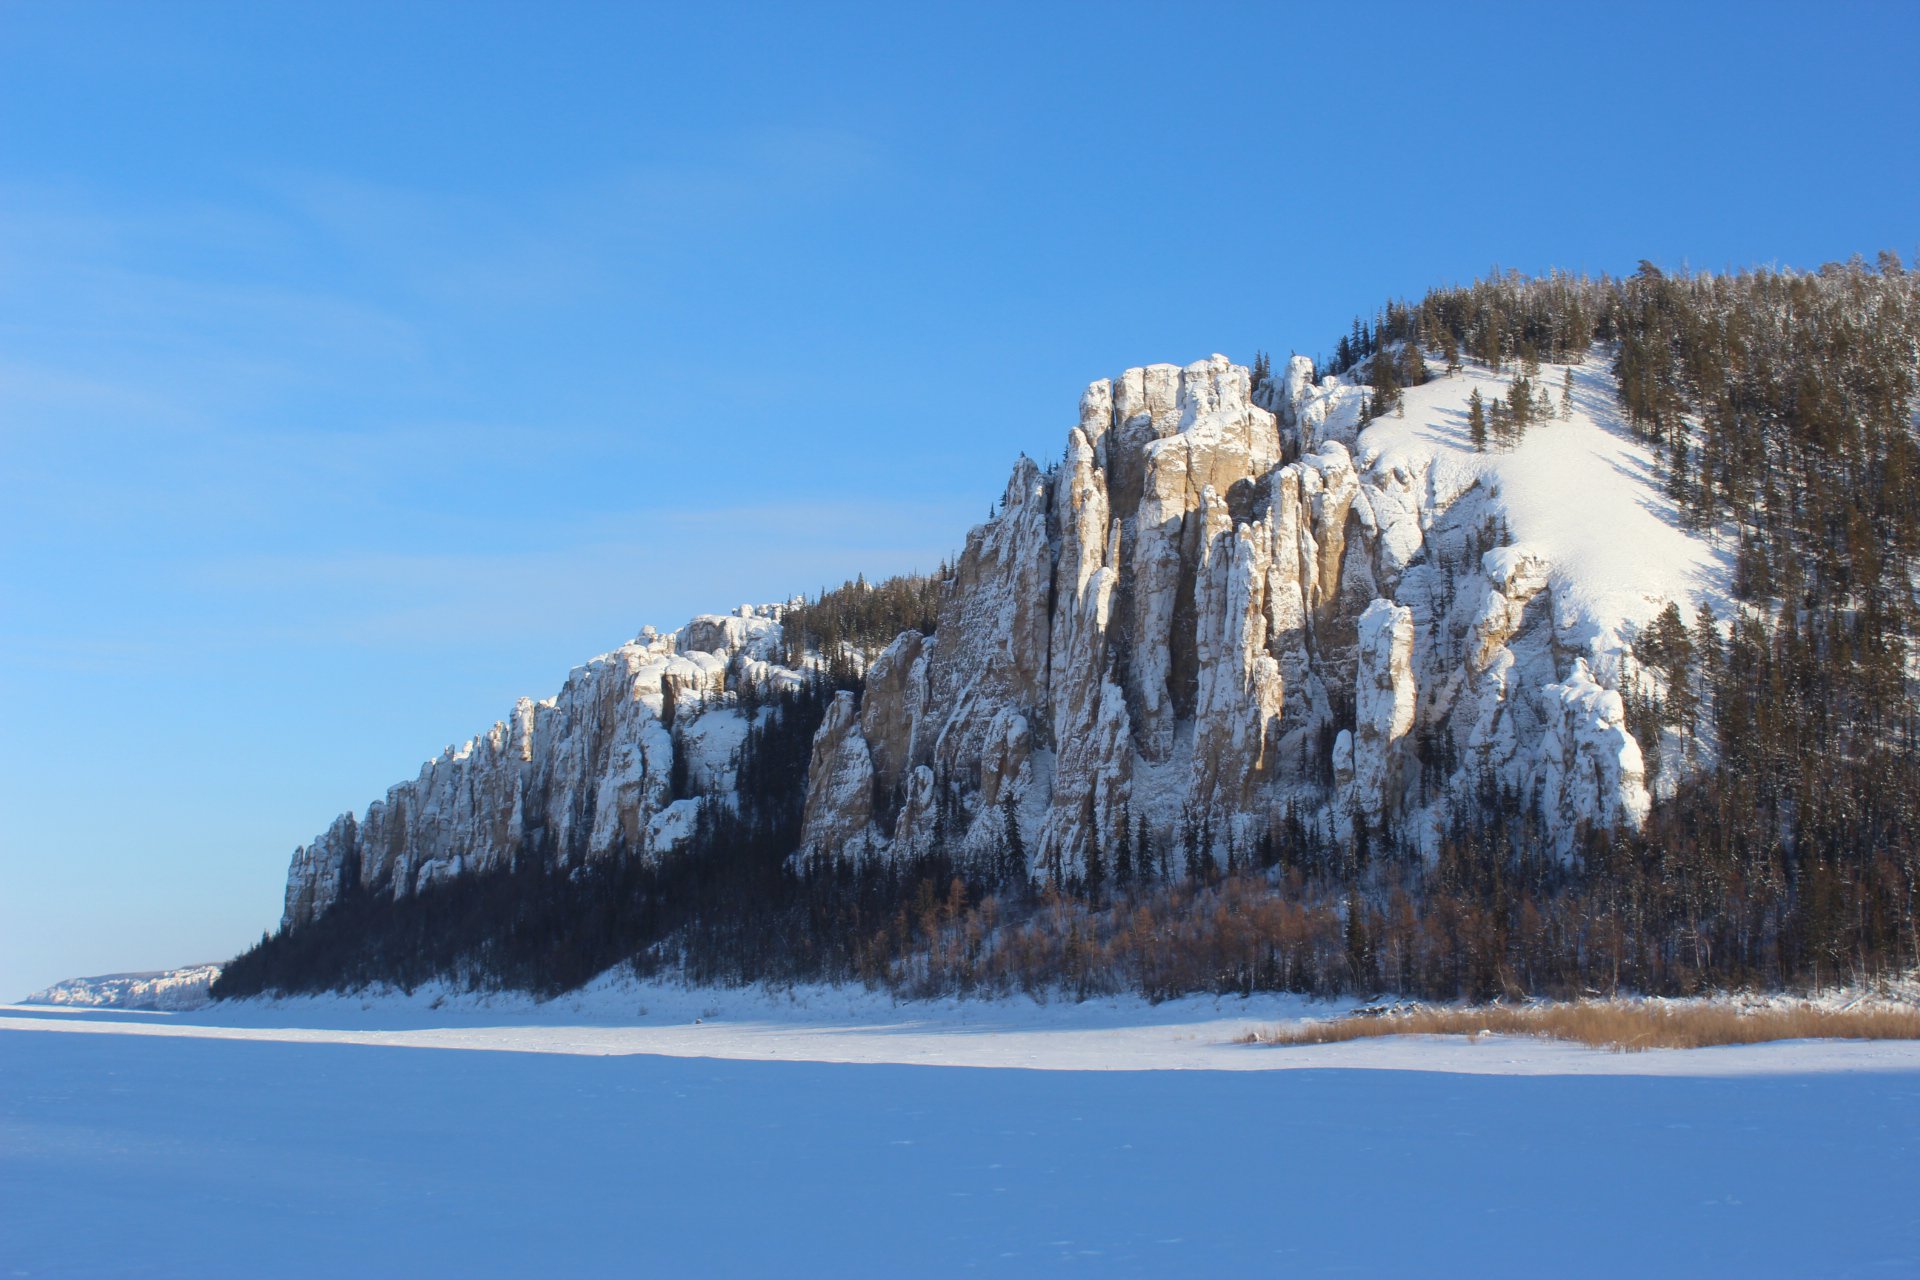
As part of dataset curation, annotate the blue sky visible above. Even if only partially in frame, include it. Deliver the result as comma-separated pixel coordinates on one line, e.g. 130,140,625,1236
3,1,1917,996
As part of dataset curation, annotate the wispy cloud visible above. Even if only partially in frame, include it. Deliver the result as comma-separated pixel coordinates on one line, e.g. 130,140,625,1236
257,124,885,311
0,124,938,687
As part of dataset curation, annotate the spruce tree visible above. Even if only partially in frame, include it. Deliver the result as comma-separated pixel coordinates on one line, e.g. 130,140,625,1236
1689,601,1719,737
1468,388,1487,451
1000,788,1027,891
1508,376,1533,435
1371,346,1401,417
1665,441,1691,505
1136,812,1158,884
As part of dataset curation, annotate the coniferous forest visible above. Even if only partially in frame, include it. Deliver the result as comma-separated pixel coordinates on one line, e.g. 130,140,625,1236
215,256,1920,1004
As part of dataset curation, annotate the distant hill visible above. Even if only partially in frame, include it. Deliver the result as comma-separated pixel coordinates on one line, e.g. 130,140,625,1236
23,965,221,1011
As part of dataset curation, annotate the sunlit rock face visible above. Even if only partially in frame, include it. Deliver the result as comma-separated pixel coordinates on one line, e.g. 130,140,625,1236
800,355,1651,880
282,353,1663,929
282,607,800,929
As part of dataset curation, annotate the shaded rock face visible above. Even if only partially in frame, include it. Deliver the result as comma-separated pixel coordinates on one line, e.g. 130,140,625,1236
281,607,800,930
859,630,927,822
802,355,1651,879
798,691,877,860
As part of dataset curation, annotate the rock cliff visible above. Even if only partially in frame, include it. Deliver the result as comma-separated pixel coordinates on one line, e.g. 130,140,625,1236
23,964,222,1011
281,606,802,929
795,353,1649,879
281,351,1666,930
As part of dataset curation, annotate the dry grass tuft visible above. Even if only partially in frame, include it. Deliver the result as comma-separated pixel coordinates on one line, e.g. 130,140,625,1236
1240,1001,1920,1052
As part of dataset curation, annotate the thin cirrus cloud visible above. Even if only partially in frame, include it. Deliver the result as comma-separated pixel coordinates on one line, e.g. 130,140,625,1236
255,124,886,310
2,120,886,405
1,127,906,561
0,194,427,421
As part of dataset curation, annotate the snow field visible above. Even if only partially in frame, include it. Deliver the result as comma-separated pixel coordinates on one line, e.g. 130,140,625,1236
4,990,1919,1277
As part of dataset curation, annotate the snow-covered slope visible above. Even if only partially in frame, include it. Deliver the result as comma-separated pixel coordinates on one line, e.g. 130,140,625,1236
279,348,1730,930
22,964,222,1011
1363,353,1731,685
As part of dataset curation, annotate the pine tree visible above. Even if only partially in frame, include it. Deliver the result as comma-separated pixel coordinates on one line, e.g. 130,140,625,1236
1666,441,1691,505
1182,812,1207,883
1256,825,1278,870
1689,601,1719,738
1344,891,1373,991
1468,388,1487,451
1635,601,1695,735
1136,812,1158,885
1000,788,1027,891
1371,343,1402,418
1560,366,1575,419
1084,841,1105,904
1508,376,1534,435
1114,811,1134,892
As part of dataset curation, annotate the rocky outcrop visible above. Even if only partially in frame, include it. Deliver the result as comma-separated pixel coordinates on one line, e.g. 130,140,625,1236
279,352,1667,934
1539,659,1649,833
1347,599,1416,828
796,354,1656,879
859,630,927,809
24,964,222,1011
280,606,798,930
1036,424,1129,870
797,691,877,861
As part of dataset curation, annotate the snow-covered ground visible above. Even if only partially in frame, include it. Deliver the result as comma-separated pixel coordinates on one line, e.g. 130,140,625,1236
5,984,1918,1277
8,976,1920,1076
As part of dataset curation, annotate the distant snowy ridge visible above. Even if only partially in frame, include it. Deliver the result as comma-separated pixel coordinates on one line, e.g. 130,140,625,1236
24,964,222,1011
279,347,1727,931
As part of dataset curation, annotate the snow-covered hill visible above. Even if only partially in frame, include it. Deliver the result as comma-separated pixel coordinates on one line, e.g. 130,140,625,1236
23,964,222,1011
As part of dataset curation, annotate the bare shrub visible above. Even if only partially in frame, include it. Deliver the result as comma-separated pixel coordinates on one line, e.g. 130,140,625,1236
1241,1001,1920,1052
